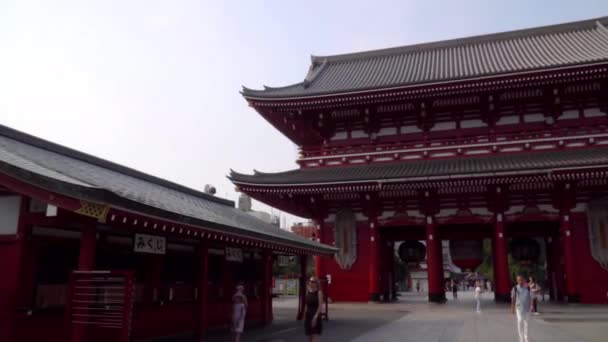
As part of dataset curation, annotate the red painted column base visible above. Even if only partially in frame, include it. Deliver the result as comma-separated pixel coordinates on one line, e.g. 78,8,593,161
425,217,446,303
368,217,380,302
195,241,209,341
561,213,580,303
493,214,511,302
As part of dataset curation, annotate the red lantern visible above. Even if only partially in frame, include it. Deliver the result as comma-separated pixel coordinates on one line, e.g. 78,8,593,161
450,240,483,271
510,238,540,264
398,241,426,266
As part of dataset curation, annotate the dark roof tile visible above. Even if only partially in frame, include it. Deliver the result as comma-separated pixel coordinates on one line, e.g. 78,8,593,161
229,148,608,185
242,17,608,99
0,124,333,254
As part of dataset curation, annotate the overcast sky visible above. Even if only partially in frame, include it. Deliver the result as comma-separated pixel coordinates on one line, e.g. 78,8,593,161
1,0,607,228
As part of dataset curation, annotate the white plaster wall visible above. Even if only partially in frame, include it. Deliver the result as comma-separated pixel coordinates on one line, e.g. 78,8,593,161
571,202,588,213
496,115,520,125
537,204,559,213
377,127,397,136
460,119,486,129
351,130,369,138
330,131,348,140
584,107,605,118
436,208,458,218
401,125,423,134
523,113,544,123
430,121,457,131
558,110,579,120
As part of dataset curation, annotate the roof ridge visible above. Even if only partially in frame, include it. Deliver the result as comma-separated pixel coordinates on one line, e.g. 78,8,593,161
0,123,235,207
311,16,608,65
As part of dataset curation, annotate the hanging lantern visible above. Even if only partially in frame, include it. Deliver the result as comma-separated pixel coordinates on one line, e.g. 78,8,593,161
398,241,426,266
449,240,484,271
510,238,541,264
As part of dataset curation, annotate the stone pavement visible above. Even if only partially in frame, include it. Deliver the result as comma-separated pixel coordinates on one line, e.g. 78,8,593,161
159,292,608,342
350,292,608,342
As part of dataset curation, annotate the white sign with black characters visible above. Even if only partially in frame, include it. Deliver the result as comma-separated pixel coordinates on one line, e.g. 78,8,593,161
134,233,166,255
225,247,244,263
277,255,290,267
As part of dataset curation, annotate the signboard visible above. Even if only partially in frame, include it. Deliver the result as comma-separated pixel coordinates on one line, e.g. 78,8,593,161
277,255,291,267
226,247,244,263
134,233,166,255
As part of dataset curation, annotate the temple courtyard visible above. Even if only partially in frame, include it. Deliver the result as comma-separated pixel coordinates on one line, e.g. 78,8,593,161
192,292,607,342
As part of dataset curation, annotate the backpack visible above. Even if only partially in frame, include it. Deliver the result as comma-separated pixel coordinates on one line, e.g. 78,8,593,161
512,285,529,302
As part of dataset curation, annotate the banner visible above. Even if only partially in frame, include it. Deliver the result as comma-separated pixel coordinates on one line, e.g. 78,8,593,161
334,208,357,270
587,200,608,270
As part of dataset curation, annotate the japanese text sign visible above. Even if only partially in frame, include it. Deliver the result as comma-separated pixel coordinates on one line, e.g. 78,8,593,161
134,233,166,255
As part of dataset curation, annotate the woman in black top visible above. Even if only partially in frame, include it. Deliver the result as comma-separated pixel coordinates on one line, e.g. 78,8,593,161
304,277,324,341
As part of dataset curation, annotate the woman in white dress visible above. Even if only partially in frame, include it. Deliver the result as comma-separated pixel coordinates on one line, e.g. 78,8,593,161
231,285,247,342
474,280,483,313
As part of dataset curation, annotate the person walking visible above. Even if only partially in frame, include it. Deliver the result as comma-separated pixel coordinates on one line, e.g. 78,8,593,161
416,281,420,293
231,285,247,342
474,280,483,313
452,281,458,299
304,277,324,342
511,274,532,342
529,277,541,315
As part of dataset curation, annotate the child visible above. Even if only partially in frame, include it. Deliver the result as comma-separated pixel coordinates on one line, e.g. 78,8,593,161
231,286,247,342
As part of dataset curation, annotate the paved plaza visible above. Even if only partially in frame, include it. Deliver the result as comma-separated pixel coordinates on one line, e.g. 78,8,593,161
200,292,608,342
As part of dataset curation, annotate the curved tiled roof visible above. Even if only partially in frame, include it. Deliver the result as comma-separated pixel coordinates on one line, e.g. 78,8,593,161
242,17,608,99
229,147,608,186
0,124,334,254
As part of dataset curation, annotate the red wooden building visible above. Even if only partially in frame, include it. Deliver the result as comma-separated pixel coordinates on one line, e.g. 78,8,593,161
0,124,334,341
291,221,317,240
230,17,608,304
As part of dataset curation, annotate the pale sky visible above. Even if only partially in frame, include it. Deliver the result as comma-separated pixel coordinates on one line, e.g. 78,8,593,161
1,0,608,228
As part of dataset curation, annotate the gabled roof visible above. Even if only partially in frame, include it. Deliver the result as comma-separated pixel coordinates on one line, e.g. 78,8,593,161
242,17,608,100
0,124,334,254
229,147,608,186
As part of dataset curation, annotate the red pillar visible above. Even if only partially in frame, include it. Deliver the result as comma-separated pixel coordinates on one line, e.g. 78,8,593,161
368,215,380,302
0,196,29,342
18,226,38,309
425,216,445,303
560,213,580,302
261,251,273,325
549,233,565,301
545,235,563,301
195,241,209,340
314,219,325,279
384,240,395,302
78,225,97,270
71,224,97,342
493,213,511,302
144,255,163,304
297,254,308,320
